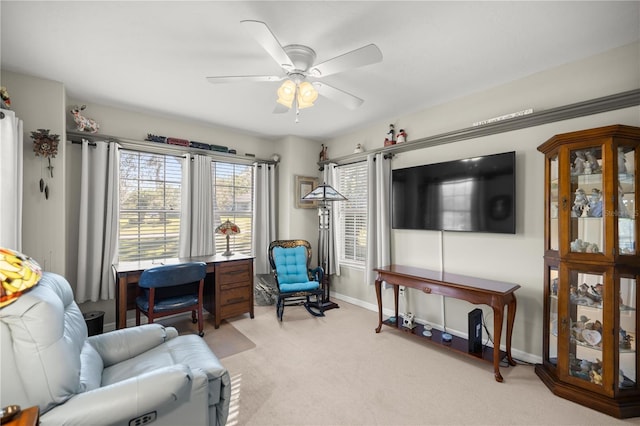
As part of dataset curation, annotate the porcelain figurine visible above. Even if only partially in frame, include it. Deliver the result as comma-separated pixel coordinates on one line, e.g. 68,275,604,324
585,150,601,173
588,188,603,217
572,188,589,217
70,105,100,133
572,151,586,175
396,129,407,143
384,124,395,146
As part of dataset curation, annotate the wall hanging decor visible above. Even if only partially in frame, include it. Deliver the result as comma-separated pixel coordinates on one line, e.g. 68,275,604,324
31,128,59,199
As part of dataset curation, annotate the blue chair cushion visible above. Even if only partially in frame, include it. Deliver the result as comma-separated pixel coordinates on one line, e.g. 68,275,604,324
273,246,320,292
136,293,198,313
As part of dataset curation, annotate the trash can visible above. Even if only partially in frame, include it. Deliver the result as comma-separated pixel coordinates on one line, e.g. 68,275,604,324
83,311,105,336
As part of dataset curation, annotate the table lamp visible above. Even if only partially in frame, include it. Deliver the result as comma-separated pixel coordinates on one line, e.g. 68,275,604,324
0,247,42,308
215,220,240,256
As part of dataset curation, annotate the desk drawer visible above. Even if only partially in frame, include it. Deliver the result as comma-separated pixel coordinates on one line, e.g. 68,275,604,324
217,261,252,285
220,287,251,305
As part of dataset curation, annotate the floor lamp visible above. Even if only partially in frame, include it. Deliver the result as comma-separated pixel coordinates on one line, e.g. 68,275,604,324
302,182,347,310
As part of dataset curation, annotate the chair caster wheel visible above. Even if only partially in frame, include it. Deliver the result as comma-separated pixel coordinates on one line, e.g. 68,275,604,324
192,318,198,324
198,331,204,337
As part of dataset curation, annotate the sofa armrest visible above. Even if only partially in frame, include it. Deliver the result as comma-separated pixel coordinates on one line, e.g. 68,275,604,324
88,324,178,367
40,364,200,426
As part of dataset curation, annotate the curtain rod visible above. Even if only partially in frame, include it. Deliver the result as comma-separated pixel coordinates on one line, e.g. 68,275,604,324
66,130,278,165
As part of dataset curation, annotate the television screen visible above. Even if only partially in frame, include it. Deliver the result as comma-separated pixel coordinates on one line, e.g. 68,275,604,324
392,151,516,233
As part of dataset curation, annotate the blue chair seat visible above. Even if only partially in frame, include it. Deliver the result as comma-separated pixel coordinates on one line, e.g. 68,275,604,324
279,281,320,293
136,294,198,313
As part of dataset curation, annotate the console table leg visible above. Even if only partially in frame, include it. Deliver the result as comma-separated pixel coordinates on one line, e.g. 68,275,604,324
506,295,517,366
375,279,383,333
493,305,505,382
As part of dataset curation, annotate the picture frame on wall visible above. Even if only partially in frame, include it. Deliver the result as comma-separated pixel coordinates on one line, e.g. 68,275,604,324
295,175,318,209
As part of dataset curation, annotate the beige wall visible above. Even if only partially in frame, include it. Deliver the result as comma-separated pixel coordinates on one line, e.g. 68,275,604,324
1,71,67,275
2,41,639,361
324,42,640,362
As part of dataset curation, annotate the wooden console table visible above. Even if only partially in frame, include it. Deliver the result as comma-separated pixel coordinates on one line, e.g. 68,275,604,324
374,264,520,382
113,253,254,330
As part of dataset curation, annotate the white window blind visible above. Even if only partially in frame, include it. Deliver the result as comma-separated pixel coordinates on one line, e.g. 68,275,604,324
337,162,368,265
118,150,182,261
212,161,254,255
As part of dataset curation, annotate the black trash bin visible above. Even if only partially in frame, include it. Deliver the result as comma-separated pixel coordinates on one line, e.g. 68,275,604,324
83,311,105,336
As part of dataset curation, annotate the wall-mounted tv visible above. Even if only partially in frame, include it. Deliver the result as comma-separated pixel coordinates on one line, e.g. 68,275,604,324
392,151,516,233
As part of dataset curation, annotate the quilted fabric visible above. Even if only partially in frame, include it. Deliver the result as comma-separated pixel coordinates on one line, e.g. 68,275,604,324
273,246,320,292
273,246,308,284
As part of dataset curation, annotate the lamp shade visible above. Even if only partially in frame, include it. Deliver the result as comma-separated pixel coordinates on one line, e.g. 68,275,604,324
215,220,240,256
215,220,241,236
0,247,42,308
276,80,296,108
301,183,347,202
297,82,318,109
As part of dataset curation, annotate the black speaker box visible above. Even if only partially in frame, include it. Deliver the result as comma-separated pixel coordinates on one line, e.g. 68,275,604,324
468,308,483,354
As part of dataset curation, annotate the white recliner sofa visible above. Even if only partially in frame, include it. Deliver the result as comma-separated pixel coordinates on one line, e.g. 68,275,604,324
0,272,230,426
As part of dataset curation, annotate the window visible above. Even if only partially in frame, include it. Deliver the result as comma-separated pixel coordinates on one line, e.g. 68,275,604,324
336,162,368,266
118,150,182,261
212,161,253,255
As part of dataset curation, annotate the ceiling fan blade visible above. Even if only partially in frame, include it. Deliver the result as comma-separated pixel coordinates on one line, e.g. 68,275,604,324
240,20,295,70
313,82,364,110
206,75,283,84
273,103,289,114
310,44,383,77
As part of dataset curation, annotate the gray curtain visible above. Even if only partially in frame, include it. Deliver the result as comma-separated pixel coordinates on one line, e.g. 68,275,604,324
179,154,215,257
365,152,391,285
252,162,277,274
76,140,119,302
0,110,23,251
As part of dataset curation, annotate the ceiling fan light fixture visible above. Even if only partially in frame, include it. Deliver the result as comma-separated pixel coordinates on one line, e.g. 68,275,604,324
276,79,296,108
296,81,318,109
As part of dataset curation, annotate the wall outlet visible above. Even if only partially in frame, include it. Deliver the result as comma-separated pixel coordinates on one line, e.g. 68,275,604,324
399,286,406,295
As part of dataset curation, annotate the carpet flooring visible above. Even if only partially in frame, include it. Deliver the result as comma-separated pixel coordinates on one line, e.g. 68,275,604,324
216,300,637,426
159,314,255,359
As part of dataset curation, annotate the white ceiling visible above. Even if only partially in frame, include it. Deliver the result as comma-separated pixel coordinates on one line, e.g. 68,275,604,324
1,1,639,141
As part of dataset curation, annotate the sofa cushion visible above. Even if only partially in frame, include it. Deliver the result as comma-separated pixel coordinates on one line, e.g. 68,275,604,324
79,341,104,392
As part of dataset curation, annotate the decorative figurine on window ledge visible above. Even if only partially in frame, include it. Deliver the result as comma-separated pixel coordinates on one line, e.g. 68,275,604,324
70,105,100,133
319,144,328,161
396,128,407,143
384,124,395,147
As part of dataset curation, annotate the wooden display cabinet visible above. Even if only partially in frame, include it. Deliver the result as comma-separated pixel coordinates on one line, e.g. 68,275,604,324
536,125,640,418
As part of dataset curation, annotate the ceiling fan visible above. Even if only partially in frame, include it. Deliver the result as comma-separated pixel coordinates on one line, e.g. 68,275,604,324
206,20,383,118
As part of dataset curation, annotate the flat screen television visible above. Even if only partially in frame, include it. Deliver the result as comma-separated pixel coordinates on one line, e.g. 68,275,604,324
392,151,516,233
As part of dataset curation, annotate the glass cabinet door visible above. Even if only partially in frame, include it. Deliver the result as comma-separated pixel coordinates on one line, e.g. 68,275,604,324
549,154,559,251
619,273,637,390
569,147,604,255
618,146,636,255
566,268,605,389
548,265,559,367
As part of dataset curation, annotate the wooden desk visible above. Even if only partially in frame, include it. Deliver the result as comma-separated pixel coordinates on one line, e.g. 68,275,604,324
113,253,254,330
374,264,520,382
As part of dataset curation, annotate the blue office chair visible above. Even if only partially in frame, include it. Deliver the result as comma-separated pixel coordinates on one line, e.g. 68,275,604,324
136,262,207,336
268,240,325,321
